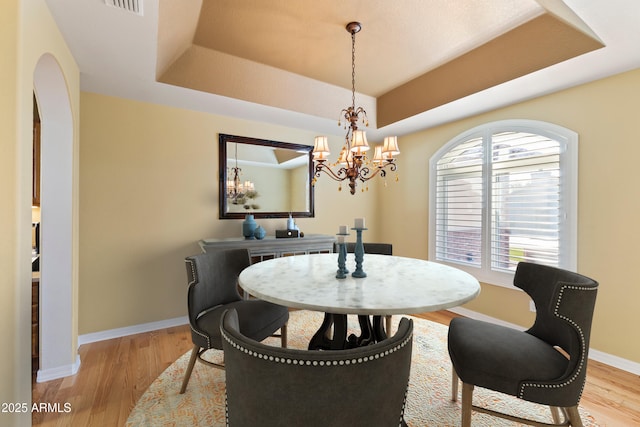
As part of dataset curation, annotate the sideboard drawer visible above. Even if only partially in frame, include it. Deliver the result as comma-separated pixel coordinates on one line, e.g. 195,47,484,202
199,234,335,261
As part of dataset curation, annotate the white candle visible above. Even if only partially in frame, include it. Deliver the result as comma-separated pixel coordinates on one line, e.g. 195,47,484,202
354,218,365,228
338,225,347,234
337,235,345,244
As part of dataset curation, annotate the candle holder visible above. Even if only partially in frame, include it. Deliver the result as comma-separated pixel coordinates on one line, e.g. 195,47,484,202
351,227,367,278
335,234,349,279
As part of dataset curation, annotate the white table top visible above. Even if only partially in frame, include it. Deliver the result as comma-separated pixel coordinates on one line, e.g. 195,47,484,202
238,253,480,315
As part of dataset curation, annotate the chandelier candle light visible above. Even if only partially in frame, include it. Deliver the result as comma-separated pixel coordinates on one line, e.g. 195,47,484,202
312,22,400,195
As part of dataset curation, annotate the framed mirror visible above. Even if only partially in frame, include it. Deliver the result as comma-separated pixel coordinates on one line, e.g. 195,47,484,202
219,134,315,219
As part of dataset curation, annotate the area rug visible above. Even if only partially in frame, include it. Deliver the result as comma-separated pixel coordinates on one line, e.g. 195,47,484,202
126,310,598,426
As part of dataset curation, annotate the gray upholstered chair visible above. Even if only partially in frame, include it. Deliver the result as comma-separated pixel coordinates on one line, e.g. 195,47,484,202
179,249,289,394
337,242,394,335
340,242,393,257
448,262,598,426
221,308,414,427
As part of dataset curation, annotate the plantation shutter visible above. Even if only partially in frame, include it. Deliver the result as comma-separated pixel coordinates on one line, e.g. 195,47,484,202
434,130,564,272
430,120,576,286
490,131,562,271
434,136,484,267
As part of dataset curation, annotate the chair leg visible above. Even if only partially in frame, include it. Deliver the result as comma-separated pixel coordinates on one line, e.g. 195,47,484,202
451,369,459,402
550,406,563,424
461,382,474,427
385,315,392,336
280,323,288,348
565,406,583,427
179,345,200,394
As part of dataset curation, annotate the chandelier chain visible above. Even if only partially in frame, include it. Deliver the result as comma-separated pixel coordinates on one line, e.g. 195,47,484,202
351,30,356,109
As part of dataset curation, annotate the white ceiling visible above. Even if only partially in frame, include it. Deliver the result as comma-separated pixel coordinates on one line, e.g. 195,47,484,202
45,0,640,141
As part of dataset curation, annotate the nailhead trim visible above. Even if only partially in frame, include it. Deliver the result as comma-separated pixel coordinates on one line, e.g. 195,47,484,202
399,386,409,427
222,329,412,366
225,393,229,427
223,328,413,426
518,283,597,400
185,259,197,287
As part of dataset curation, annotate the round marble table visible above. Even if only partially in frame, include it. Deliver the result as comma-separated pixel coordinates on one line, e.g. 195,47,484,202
239,253,480,349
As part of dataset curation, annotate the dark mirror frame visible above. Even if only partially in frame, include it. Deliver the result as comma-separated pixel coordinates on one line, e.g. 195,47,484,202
219,134,315,219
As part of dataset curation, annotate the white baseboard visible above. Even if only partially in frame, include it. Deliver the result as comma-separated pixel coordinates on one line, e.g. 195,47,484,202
448,307,640,375
78,316,189,346
588,348,640,375
75,309,640,376
37,317,189,383
36,355,81,383
450,307,527,330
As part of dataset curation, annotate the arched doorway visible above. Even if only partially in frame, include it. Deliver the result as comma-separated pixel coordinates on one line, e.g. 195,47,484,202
32,54,78,381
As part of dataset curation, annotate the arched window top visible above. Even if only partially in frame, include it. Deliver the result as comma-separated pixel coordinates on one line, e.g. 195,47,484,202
429,120,577,288
433,119,577,158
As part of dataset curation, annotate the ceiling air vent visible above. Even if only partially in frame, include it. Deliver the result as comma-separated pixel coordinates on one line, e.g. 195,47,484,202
105,0,143,16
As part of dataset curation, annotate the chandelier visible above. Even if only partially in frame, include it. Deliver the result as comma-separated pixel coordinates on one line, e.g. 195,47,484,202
312,22,399,195
226,143,257,206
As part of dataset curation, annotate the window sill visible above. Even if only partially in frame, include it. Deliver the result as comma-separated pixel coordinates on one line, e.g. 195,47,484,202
434,260,519,290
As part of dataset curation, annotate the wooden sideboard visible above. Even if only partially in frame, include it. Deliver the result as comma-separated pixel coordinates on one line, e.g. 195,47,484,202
199,234,335,264
200,234,335,299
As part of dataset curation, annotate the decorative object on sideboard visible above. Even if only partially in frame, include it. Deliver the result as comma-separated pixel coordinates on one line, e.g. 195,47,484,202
287,212,295,230
242,214,257,239
275,229,300,238
276,213,301,238
312,22,400,195
253,225,266,240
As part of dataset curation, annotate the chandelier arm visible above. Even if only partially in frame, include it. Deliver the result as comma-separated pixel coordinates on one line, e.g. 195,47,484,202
356,161,397,182
314,163,350,182
357,166,382,182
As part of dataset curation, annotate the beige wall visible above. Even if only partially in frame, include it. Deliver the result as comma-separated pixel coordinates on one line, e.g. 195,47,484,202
0,0,20,416
80,70,640,364
79,92,380,334
379,68,640,363
2,0,80,424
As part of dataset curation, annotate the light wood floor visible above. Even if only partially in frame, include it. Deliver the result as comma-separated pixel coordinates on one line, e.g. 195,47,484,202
32,311,640,426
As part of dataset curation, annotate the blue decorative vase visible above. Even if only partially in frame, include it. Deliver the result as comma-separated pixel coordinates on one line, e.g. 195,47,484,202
242,214,257,239
254,225,266,240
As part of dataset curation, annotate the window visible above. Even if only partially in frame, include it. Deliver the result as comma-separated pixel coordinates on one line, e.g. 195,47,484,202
429,120,577,288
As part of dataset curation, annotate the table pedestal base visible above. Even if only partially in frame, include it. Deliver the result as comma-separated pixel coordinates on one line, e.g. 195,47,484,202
308,313,388,350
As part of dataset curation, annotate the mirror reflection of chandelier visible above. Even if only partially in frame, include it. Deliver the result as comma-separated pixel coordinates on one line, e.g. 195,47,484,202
312,22,400,195
226,143,256,205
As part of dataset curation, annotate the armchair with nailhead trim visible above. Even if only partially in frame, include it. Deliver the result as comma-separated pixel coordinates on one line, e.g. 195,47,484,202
221,308,413,427
179,249,289,394
447,262,598,426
